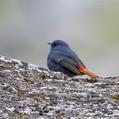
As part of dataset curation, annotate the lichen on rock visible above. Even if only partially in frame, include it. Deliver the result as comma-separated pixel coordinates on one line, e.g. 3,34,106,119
0,56,119,119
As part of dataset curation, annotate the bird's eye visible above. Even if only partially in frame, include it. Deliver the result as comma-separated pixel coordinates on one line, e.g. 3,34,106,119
53,43,57,47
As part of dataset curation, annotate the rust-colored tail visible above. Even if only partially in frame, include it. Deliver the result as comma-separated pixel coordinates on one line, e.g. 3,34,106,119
79,66,97,78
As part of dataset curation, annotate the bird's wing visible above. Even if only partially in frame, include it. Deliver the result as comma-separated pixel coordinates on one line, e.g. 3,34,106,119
50,55,82,75
50,55,97,78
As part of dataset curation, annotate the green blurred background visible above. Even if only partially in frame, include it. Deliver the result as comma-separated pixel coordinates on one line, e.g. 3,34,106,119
0,0,119,77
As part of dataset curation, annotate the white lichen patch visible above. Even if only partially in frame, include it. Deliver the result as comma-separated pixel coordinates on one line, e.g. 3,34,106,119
10,58,23,65
28,63,40,71
0,56,10,62
6,107,15,112
24,107,31,115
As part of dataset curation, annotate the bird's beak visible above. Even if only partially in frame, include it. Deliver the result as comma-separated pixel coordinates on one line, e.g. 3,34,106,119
48,43,51,45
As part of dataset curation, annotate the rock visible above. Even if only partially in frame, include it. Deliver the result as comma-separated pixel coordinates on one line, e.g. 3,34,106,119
0,55,119,119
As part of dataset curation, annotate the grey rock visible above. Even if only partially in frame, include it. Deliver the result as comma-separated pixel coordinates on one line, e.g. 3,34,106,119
0,56,119,119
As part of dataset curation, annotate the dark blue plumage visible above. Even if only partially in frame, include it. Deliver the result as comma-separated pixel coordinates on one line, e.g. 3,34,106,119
47,40,97,78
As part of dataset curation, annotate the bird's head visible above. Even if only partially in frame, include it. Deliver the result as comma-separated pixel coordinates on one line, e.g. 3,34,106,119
48,40,69,49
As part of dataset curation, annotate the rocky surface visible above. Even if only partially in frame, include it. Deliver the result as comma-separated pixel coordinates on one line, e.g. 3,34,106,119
0,56,119,119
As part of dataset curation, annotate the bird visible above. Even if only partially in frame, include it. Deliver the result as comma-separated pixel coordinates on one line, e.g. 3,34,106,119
47,40,98,78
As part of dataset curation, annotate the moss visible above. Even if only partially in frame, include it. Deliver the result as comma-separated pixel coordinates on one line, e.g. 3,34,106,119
12,92,26,99
32,95,44,102
19,113,26,119
108,95,119,103
38,73,49,80
73,95,81,102
24,78,35,83
41,74,47,79
84,78,98,83
25,82,33,89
